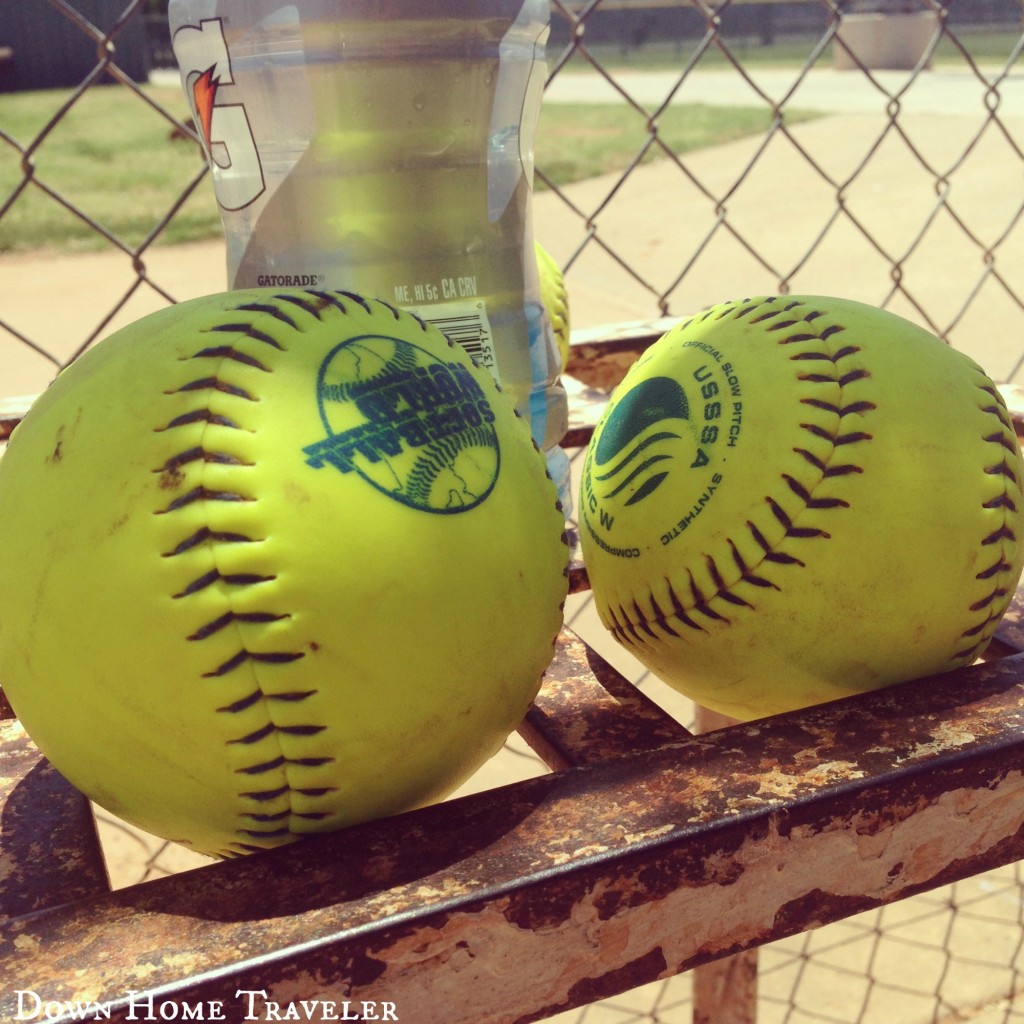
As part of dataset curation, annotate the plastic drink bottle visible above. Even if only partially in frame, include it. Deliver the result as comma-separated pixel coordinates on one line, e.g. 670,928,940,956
168,0,571,510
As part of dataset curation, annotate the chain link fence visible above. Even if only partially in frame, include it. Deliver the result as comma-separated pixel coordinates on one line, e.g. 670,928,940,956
4,1,1024,1021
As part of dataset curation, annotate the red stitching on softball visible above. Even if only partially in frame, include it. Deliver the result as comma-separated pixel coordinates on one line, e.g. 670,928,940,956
228,722,325,745
231,304,297,330
172,569,275,598
155,301,343,853
954,381,1022,662
156,408,242,431
202,649,305,679
162,527,257,557
157,485,253,512
188,610,287,641
189,346,271,370
155,447,250,475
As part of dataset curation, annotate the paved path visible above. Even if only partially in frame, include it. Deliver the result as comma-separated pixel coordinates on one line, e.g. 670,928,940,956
544,64,1024,117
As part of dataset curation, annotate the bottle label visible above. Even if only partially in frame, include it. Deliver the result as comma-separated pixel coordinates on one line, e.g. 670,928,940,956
406,299,500,382
171,15,269,212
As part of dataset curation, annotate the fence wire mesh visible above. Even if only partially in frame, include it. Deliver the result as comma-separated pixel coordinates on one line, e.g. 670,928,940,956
3,1,1024,1022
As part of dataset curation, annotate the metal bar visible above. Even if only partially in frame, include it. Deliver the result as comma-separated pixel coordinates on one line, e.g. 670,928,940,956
693,950,758,1024
0,719,109,919
690,707,759,1024
566,320,668,392
520,625,692,770
3,650,1024,1023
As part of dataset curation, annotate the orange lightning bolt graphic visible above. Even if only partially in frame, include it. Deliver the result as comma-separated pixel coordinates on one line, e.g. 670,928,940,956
191,66,218,149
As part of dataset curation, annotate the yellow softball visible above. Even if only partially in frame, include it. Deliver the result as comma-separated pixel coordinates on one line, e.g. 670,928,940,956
0,289,569,857
536,241,570,372
580,294,1024,721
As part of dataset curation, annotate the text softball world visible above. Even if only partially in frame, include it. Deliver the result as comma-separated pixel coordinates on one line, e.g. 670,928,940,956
13,989,398,1022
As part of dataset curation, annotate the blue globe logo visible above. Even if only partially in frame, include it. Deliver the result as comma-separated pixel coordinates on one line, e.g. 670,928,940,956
303,334,500,513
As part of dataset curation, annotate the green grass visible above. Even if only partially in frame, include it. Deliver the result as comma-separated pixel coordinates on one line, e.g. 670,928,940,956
931,28,1024,66
0,84,217,255
0,82,806,255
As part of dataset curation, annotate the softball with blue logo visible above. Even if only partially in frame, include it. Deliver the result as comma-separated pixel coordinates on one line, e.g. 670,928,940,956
0,288,568,857
581,294,1024,721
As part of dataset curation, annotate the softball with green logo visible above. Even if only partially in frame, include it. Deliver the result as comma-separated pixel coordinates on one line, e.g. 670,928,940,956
0,288,569,857
580,294,1024,721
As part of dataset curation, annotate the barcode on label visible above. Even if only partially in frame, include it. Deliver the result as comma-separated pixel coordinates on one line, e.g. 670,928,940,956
408,300,499,380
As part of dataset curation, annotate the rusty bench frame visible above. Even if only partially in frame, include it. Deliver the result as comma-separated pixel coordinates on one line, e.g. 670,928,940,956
3,324,1024,1023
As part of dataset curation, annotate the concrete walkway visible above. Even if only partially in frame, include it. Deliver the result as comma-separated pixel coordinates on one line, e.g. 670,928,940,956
545,63,1024,117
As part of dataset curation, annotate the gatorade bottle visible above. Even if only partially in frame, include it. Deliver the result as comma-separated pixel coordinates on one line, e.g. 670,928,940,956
168,0,572,511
